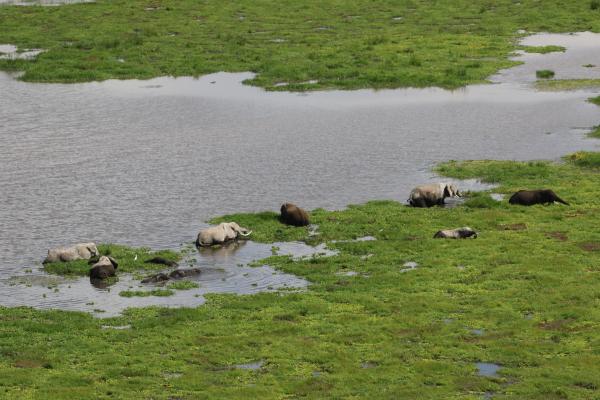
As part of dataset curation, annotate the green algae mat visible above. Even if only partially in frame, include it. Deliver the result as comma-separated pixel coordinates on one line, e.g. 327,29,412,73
1,0,600,89
2,154,600,398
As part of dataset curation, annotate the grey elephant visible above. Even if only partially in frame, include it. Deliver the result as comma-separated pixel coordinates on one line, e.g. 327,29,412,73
196,222,252,247
408,183,460,208
44,242,99,263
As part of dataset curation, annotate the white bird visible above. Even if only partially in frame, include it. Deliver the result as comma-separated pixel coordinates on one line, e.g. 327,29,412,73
134,254,138,261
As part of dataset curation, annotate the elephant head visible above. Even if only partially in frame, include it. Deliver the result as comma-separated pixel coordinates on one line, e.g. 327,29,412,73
224,222,252,239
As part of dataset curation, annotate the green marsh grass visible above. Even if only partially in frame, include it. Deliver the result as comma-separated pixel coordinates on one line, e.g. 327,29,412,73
536,69,555,79
4,154,600,398
167,280,200,290
521,45,565,54
1,0,600,90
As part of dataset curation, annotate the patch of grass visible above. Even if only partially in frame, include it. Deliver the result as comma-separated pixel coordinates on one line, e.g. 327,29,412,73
536,78,600,90
587,125,600,138
536,69,555,79
166,280,199,290
592,0,600,10
521,45,565,54
588,95,600,106
43,244,181,276
0,1,599,90
119,289,174,297
462,192,503,208
565,151,600,167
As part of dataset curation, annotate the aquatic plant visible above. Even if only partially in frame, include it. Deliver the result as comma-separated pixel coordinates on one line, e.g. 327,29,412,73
521,45,565,54
536,69,555,79
166,280,200,290
119,289,175,297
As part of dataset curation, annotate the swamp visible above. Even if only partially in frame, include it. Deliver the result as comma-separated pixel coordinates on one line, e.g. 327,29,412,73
1,1,600,398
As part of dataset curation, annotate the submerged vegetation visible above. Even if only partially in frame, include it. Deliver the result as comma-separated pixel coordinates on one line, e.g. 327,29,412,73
535,69,555,79
1,0,600,89
521,45,565,54
43,244,180,276
119,288,174,297
3,154,600,398
535,78,600,90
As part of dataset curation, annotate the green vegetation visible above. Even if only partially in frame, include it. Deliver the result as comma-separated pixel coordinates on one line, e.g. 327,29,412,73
588,95,600,106
587,125,600,138
535,69,555,79
535,78,600,90
43,243,181,276
4,153,600,398
119,289,174,297
521,45,565,54
167,280,200,290
565,151,600,167
1,0,600,90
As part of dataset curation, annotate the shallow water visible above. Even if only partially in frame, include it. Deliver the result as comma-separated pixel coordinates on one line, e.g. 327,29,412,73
1,32,600,313
476,362,501,378
0,240,330,317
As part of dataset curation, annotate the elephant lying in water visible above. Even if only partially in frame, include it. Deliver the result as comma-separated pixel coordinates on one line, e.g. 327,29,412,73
141,268,202,284
408,183,461,208
196,222,252,247
508,189,569,206
89,256,118,279
44,243,99,263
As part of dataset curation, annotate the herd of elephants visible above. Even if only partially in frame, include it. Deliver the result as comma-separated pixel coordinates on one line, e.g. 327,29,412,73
41,183,570,284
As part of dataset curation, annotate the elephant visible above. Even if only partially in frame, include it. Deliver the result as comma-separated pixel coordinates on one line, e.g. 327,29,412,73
44,242,99,263
508,189,569,206
408,183,461,208
433,227,477,239
89,256,118,279
196,222,252,247
141,268,201,283
145,257,178,267
280,203,310,226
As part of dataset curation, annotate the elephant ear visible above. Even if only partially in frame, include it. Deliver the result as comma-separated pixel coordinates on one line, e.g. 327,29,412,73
443,185,451,197
223,223,236,238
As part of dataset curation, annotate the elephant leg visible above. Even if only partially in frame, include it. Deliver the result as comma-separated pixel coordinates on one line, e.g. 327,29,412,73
412,198,427,208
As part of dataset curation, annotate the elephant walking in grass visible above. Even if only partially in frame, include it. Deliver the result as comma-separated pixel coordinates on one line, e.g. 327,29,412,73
509,189,569,206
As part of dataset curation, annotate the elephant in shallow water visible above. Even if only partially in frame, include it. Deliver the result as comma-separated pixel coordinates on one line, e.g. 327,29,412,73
44,243,98,263
196,222,252,247
508,189,569,206
89,256,118,279
408,183,461,208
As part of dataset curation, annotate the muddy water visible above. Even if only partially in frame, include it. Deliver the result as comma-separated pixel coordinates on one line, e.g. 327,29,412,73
1,32,600,314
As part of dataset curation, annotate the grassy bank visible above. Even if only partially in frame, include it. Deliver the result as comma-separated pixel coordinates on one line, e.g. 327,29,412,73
2,154,600,398
1,0,600,89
